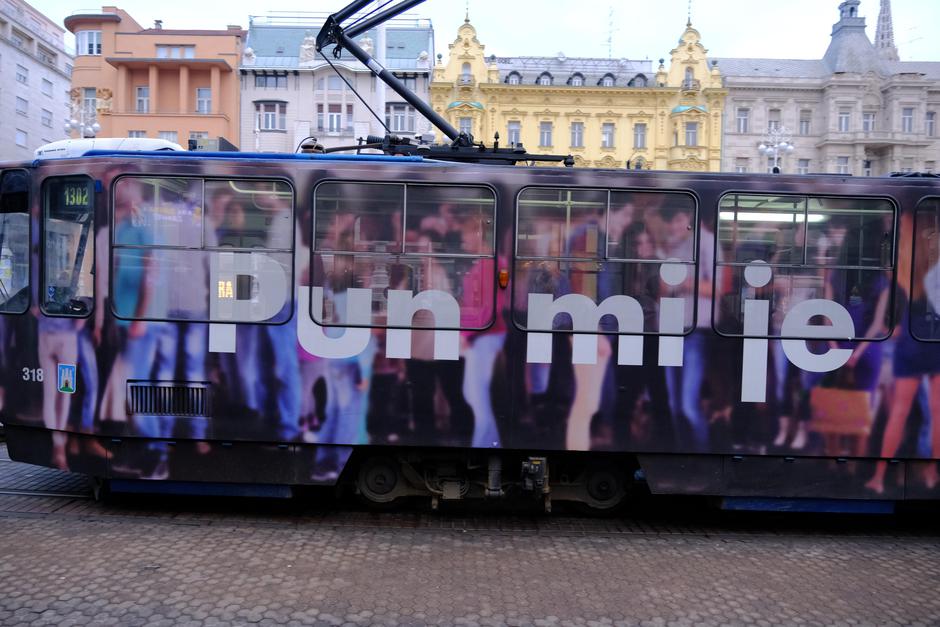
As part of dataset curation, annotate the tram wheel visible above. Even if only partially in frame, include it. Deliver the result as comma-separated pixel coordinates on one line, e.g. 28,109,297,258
88,477,111,503
581,466,626,512
356,456,402,505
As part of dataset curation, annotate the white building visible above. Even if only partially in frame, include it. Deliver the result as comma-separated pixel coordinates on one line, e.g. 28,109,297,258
0,0,73,161
240,13,434,153
718,0,940,176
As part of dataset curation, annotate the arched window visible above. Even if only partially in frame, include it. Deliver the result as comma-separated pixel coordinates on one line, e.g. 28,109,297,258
506,71,521,85
599,73,615,87
537,72,553,86
460,62,472,84
569,73,584,86
629,74,647,87
684,67,695,89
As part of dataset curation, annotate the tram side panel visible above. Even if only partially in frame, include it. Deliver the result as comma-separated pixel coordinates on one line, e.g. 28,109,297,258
1,158,940,499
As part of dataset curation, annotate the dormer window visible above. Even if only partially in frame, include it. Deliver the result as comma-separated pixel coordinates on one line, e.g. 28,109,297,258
599,73,615,87
537,72,553,86
568,73,584,87
506,71,521,85
629,74,647,87
460,62,472,83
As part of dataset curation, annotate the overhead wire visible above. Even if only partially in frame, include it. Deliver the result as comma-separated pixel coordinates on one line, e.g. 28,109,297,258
345,0,395,31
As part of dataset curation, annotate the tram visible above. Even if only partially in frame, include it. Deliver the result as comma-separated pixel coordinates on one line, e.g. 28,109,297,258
1,1,939,509
1,150,939,508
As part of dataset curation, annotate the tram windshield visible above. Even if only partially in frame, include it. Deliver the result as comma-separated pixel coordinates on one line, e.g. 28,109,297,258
42,176,95,316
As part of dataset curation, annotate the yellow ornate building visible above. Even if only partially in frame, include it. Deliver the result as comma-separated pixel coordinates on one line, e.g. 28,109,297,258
430,19,726,171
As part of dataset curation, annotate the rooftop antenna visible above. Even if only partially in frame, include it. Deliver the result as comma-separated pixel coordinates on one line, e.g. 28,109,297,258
606,6,617,58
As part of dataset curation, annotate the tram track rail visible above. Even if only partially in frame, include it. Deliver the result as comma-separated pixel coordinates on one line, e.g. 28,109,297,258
0,487,90,499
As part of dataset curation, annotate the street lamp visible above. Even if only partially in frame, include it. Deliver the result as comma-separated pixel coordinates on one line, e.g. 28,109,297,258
64,103,101,139
758,126,794,174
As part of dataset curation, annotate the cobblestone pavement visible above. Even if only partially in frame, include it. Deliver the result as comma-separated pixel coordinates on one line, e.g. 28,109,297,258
1,446,940,626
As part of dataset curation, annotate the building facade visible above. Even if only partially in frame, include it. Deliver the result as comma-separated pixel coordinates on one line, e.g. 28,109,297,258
430,18,726,171
64,7,244,147
0,0,73,160
718,0,940,176
239,14,433,153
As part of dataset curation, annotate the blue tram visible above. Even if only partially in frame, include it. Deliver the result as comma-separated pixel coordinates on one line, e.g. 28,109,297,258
0,149,939,508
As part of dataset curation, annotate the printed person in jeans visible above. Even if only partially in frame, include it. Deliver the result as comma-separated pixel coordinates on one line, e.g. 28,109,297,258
658,202,717,453
108,180,173,477
217,185,300,442
461,255,507,448
38,314,77,470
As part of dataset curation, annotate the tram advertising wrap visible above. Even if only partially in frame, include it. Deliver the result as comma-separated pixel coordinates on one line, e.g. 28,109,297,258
1,153,939,504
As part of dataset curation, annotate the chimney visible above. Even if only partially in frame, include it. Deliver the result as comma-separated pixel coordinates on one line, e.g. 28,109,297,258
154,19,163,30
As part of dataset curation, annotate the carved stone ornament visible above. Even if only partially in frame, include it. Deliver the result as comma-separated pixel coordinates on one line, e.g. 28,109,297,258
96,88,113,112
299,33,317,63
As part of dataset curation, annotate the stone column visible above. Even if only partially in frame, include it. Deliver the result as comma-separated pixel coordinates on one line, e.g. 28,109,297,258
148,65,159,114
210,66,221,115
116,65,128,113
179,65,190,114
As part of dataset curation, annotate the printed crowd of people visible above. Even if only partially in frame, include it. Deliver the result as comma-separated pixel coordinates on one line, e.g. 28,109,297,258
1,170,939,494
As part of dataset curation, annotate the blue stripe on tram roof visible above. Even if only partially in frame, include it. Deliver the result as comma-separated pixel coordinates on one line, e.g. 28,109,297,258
75,150,426,163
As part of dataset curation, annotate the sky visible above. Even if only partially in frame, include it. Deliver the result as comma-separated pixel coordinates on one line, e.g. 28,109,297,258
32,0,940,63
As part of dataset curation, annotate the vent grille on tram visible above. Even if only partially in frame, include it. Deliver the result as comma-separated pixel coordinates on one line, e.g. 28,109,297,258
127,382,211,416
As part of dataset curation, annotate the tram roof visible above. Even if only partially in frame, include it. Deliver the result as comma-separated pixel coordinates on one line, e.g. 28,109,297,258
35,151,428,165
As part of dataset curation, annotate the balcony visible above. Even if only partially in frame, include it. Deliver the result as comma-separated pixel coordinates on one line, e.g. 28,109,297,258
669,145,707,162
681,79,701,91
316,125,355,136
458,75,475,87
386,58,430,71
816,131,930,148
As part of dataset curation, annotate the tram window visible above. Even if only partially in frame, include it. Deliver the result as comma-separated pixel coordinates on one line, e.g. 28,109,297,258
715,193,895,339
42,176,94,316
111,176,293,324
312,182,497,329
805,197,894,268
911,198,940,341
404,186,495,256
513,187,697,334
206,180,292,250
113,178,202,248
314,182,403,254
0,170,30,314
